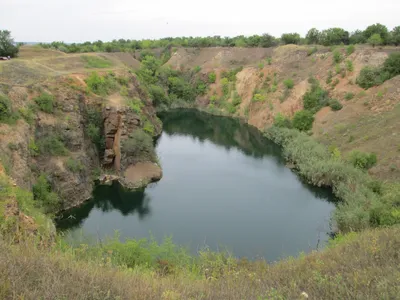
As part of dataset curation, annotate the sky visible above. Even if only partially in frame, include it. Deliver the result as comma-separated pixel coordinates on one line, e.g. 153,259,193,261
1,0,399,43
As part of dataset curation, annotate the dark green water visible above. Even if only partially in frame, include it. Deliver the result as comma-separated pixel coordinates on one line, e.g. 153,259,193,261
57,110,335,261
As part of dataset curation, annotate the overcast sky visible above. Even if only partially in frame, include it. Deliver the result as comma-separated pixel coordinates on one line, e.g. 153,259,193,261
1,0,399,42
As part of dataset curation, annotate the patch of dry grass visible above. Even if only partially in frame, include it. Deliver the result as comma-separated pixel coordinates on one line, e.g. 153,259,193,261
0,226,399,300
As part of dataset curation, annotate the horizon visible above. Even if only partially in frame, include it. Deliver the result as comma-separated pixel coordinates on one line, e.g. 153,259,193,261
1,0,399,43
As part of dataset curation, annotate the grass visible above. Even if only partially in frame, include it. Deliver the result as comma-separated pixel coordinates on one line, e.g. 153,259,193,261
0,226,399,299
81,55,113,68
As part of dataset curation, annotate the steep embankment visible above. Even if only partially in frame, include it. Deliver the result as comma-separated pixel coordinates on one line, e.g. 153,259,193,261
165,45,400,181
0,47,161,211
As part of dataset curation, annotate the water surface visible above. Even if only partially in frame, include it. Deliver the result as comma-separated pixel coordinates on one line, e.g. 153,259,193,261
57,110,335,261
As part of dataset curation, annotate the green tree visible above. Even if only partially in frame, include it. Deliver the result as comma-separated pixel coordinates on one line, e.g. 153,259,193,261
292,110,314,131
364,23,389,44
368,34,383,47
259,33,277,47
0,30,19,57
349,30,366,44
390,26,400,46
319,28,349,46
306,28,320,44
281,33,301,45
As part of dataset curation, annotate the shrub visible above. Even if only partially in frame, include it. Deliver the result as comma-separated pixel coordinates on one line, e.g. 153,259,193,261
28,139,39,156
258,62,264,69
252,93,265,102
0,94,12,121
283,78,294,89
328,99,343,110
348,151,377,170
148,85,169,106
85,107,103,150
143,120,155,135
37,133,68,156
281,33,301,45
32,173,60,212
167,76,196,102
122,129,155,162
346,44,355,55
292,110,314,131
65,158,84,173
232,91,242,106
326,70,333,84
193,66,201,73
220,78,230,95
34,93,55,113
127,98,144,114
382,52,400,78
81,55,112,68
333,50,343,64
344,92,354,100
303,80,330,111
208,72,216,83
85,72,117,95
18,107,35,125
274,113,292,128
346,60,354,72
356,66,383,89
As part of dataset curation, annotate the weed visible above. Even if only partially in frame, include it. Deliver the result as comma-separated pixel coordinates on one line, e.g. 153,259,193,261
344,92,354,100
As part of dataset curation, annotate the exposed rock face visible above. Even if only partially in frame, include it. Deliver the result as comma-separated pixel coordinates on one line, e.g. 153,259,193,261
102,106,162,188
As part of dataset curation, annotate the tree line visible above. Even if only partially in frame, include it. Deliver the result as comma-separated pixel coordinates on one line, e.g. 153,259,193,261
37,23,400,53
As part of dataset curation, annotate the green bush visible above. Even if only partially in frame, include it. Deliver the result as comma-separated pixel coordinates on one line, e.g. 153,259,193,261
34,93,54,113
121,129,155,162
18,107,35,125
252,93,265,102
220,78,230,95
167,76,195,102
292,110,314,131
37,133,68,156
148,85,169,106
344,92,354,100
143,120,155,135
0,94,12,121
303,80,330,111
357,52,400,89
65,158,84,173
346,60,354,72
232,91,242,106
85,72,117,96
127,98,144,114
382,52,400,78
28,139,39,156
348,151,377,170
328,99,343,111
208,72,216,83
356,66,383,89
32,173,60,212
273,113,292,128
81,55,112,68
333,50,343,64
346,44,355,55
283,78,294,89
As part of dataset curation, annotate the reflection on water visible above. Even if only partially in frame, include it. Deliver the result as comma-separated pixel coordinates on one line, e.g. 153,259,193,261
56,109,336,261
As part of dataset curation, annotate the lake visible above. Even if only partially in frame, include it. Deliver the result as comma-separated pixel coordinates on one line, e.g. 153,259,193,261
57,109,335,261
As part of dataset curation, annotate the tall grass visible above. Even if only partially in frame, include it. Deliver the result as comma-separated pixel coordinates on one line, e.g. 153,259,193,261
265,127,400,232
